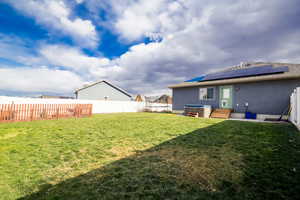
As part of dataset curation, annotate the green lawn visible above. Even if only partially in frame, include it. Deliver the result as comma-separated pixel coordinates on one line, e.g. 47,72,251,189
0,113,299,200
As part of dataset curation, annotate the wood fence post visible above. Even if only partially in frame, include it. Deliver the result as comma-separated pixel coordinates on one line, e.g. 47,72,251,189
11,103,15,122
0,105,2,122
75,104,78,118
56,106,59,120
30,104,34,121
0,103,92,123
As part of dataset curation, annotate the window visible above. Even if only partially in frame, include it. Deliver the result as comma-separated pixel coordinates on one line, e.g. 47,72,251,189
223,88,230,99
199,87,214,100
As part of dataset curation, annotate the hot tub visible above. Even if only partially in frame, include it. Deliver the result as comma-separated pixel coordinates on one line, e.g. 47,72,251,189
184,104,212,118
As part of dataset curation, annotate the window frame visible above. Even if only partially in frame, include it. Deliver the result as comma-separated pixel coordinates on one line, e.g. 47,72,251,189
199,87,215,101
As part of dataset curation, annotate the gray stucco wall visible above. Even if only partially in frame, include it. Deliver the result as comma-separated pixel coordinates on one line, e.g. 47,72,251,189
173,86,219,110
173,79,300,115
233,79,300,115
76,82,132,101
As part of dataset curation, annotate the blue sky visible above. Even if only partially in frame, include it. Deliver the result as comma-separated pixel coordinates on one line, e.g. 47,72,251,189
0,0,300,96
0,2,133,59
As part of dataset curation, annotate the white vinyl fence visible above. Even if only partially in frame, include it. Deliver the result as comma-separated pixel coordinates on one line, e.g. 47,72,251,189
290,87,300,129
0,96,172,114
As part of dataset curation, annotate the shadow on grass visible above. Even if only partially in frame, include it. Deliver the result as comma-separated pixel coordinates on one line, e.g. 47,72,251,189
19,120,300,200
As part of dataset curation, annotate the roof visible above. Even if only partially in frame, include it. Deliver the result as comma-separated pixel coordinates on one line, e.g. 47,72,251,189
154,95,172,104
134,94,167,102
145,96,160,102
169,62,300,88
134,94,145,102
75,80,132,97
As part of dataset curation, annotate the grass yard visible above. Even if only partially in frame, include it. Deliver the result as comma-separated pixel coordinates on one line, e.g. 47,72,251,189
0,113,300,200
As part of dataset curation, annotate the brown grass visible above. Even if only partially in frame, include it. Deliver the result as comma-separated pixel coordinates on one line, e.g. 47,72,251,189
140,145,244,192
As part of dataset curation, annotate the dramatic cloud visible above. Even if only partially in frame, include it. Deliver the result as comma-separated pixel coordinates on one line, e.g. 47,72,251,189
39,43,188,94
39,45,110,72
83,0,300,94
0,34,42,66
1,0,300,96
0,66,83,94
5,0,98,48
39,44,126,83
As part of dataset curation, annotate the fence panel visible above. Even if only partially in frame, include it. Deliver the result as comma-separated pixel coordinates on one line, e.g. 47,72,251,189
0,96,172,114
0,104,92,123
144,102,172,112
290,88,300,130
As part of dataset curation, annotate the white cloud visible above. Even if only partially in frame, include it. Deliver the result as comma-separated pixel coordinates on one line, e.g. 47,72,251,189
75,0,85,4
0,66,83,94
40,45,109,71
79,0,300,95
0,34,44,66
2,0,300,96
5,0,98,48
113,0,170,41
39,44,123,81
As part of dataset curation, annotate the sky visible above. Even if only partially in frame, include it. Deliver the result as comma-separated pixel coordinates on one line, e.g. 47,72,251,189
0,0,300,97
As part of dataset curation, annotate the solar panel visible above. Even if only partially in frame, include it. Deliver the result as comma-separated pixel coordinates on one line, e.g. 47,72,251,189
185,65,288,82
185,76,205,82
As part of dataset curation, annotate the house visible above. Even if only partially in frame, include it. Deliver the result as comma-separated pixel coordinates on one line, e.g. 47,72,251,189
169,62,300,119
75,80,132,101
145,96,160,103
135,94,145,102
154,95,172,104
135,94,172,104
134,95,157,103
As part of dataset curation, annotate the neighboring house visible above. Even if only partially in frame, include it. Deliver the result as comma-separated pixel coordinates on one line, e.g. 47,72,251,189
169,62,300,117
154,95,172,104
134,95,158,103
75,80,132,101
135,94,145,102
135,94,172,104
145,96,159,103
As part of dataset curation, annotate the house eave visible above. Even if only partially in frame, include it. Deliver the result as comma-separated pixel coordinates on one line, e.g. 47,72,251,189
169,74,300,89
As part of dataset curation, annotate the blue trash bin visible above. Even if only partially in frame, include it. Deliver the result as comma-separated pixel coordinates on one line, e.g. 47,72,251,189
245,112,257,119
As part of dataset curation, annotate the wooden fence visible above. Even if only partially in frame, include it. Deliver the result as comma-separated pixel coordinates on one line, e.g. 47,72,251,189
0,104,92,123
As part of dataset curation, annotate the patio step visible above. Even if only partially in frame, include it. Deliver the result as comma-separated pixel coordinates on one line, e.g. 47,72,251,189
210,109,232,119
